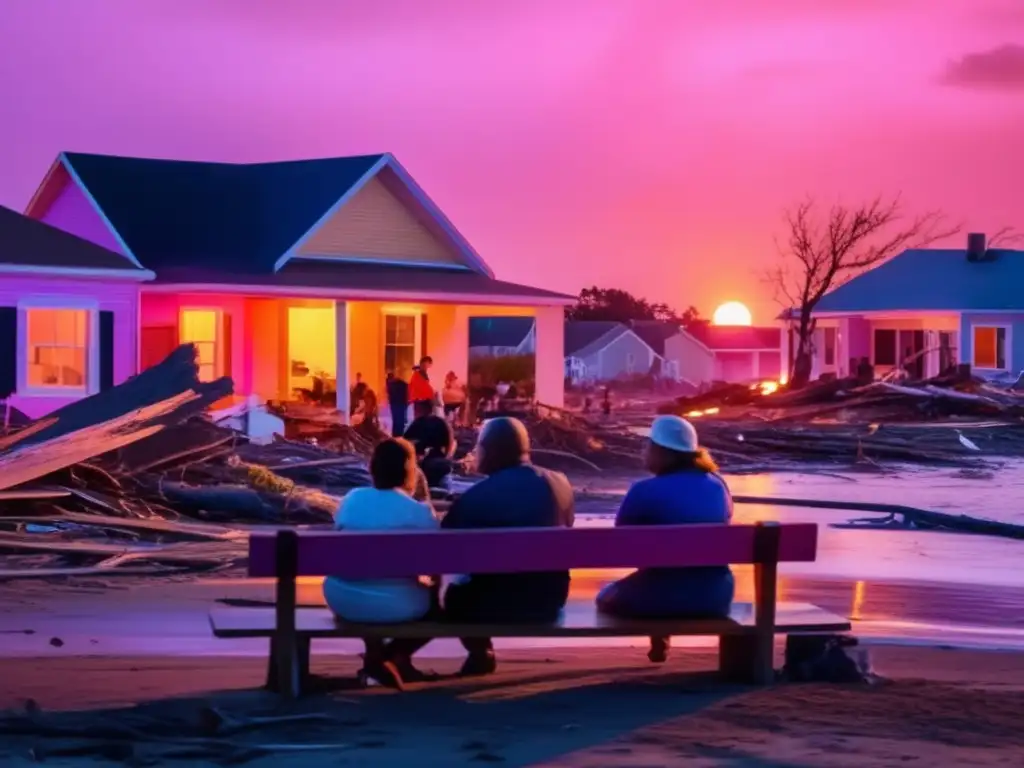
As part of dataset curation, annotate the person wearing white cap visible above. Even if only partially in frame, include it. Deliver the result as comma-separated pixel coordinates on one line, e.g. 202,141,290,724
596,414,734,663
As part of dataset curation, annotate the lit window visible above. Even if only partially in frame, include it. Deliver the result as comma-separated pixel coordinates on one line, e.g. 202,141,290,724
972,326,1007,370
384,314,417,378
180,309,221,382
26,308,89,390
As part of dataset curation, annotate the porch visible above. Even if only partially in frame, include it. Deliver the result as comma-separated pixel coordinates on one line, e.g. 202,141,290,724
140,292,564,419
800,314,961,380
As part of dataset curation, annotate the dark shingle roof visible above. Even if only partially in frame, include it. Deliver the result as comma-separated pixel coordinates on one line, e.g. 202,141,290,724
564,321,627,356
63,152,384,274
688,321,780,350
0,204,145,272
629,320,684,355
815,247,1024,313
468,317,535,347
151,260,574,301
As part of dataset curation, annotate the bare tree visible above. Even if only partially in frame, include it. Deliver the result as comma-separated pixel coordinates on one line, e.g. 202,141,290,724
765,195,960,389
989,226,1024,248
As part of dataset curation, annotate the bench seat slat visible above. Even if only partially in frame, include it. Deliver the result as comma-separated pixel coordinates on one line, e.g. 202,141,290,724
248,523,818,579
209,602,850,639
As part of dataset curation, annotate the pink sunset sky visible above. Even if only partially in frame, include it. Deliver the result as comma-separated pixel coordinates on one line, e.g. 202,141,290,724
1,0,1022,322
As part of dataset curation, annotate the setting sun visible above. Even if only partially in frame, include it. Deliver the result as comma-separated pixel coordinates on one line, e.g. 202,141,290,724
712,301,753,326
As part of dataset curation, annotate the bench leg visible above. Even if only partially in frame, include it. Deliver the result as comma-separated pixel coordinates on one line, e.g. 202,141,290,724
718,634,775,685
266,635,311,697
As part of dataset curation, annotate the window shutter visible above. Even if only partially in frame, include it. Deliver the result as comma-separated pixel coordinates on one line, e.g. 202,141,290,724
420,312,428,359
0,307,16,399
99,310,115,391
222,313,233,382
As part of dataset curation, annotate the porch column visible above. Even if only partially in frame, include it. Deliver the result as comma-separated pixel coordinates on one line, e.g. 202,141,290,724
335,300,350,424
448,307,469,386
534,306,565,407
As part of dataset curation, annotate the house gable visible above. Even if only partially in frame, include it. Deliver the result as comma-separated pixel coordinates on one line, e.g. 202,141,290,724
277,154,492,276
34,168,127,257
295,172,464,268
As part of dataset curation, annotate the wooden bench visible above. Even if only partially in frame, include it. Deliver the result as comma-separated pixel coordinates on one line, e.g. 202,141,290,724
210,522,850,697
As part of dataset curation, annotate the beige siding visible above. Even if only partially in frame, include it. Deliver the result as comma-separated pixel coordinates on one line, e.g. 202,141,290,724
297,177,464,266
664,331,715,386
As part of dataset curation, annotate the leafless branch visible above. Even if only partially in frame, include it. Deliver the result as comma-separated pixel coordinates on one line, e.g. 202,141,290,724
989,226,1024,247
763,194,961,387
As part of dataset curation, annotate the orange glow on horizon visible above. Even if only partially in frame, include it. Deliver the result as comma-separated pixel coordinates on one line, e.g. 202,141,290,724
712,301,753,326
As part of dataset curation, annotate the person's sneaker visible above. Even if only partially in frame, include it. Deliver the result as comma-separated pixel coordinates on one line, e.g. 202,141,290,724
459,651,497,677
363,660,405,690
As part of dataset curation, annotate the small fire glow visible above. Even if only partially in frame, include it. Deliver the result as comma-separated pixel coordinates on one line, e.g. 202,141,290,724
750,379,782,396
685,406,720,419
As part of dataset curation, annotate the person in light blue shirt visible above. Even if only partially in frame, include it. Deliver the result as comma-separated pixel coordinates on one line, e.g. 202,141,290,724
596,415,734,662
322,437,439,685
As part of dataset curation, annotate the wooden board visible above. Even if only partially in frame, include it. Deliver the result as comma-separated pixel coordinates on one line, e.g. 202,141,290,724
209,601,850,640
248,523,819,579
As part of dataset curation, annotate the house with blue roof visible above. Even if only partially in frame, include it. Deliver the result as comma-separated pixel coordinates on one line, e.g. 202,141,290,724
4,151,572,418
796,233,1024,380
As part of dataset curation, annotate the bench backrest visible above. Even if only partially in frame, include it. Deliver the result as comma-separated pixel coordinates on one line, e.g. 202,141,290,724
247,522,817,579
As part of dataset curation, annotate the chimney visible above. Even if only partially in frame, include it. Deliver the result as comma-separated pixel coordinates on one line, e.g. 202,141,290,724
966,232,987,262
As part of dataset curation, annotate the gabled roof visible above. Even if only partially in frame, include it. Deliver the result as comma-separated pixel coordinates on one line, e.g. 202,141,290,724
814,247,1024,313
0,204,152,278
468,317,535,347
688,321,781,350
629,320,685,355
563,320,659,359
36,152,492,277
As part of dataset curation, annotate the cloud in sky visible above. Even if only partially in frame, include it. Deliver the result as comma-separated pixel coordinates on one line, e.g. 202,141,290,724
940,44,1024,91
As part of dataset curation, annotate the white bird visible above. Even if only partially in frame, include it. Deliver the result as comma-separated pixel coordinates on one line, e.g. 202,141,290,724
737,433,745,442
956,430,980,451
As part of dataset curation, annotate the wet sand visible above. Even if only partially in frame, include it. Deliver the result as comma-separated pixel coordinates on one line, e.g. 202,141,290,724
2,646,1024,766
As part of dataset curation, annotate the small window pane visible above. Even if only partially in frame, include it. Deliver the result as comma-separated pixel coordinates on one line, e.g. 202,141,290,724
394,315,416,345
385,315,398,344
25,308,89,389
973,327,998,368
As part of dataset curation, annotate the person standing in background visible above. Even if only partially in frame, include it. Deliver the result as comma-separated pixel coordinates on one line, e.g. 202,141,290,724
408,356,435,409
386,370,409,436
442,371,467,425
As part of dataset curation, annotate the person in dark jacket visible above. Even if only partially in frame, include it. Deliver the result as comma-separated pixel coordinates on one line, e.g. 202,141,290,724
403,399,455,488
385,371,409,436
382,417,574,682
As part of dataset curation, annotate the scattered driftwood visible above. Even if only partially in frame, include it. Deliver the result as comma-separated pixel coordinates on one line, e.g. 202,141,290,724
734,494,1024,539
0,345,372,579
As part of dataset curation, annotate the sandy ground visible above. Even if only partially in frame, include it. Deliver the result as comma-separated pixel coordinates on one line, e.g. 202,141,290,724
1,646,1024,766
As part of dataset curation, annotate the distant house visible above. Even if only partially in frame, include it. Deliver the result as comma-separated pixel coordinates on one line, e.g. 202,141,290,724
564,321,661,384
792,233,1024,381
4,151,573,419
688,321,783,383
468,316,535,357
630,320,715,385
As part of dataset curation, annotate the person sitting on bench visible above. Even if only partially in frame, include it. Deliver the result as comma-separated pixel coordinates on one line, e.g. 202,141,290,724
321,438,439,686
403,399,456,489
596,414,734,662
384,417,575,680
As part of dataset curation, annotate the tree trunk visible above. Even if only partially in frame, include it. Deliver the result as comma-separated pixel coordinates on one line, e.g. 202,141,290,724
790,351,813,389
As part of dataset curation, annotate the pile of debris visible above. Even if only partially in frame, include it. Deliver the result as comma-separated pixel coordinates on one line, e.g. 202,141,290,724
653,372,1024,469
0,345,375,579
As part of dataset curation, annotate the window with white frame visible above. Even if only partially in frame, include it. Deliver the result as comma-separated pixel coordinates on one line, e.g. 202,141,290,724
384,313,418,378
972,326,1007,370
26,308,90,390
180,309,221,382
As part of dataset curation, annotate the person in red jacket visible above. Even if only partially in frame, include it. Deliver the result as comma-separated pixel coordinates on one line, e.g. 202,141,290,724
408,356,435,407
